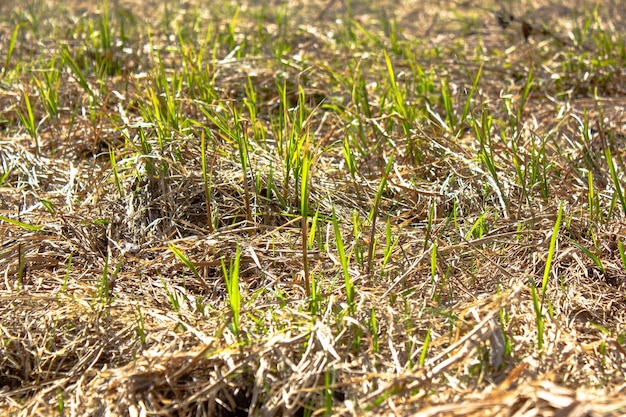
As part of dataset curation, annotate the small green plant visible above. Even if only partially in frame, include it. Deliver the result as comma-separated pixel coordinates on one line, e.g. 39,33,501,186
367,155,392,275
134,305,147,345
200,130,215,232
97,255,122,305
380,217,399,278
159,275,181,311
61,45,96,101
605,146,626,215
16,88,39,155
56,388,66,414
419,329,431,367
109,147,123,198
533,201,564,351
301,152,312,297
0,216,42,231
221,245,242,337
168,244,211,290
619,242,626,271
33,65,61,121
472,107,509,216
430,242,438,301
62,253,73,295
3,23,21,76
332,206,354,315
370,307,379,354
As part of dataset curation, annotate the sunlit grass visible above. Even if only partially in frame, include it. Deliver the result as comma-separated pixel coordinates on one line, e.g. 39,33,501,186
2,0,626,415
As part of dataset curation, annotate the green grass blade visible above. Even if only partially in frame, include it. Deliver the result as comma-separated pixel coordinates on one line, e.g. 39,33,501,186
0,215,43,231
4,23,21,75
541,201,564,302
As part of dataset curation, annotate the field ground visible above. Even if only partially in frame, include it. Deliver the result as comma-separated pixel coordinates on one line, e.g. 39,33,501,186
2,0,626,415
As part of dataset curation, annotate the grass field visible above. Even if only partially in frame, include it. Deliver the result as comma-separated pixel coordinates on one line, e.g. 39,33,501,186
2,0,626,415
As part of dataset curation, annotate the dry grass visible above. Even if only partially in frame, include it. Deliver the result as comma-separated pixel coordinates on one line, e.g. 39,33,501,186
2,0,626,415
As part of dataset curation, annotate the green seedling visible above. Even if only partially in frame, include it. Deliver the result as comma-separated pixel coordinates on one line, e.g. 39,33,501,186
62,253,73,294
159,275,181,311
619,242,626,271
332,206,354,315
370,307,379,354
33,65,61,121
97,255,122,305
221,245,242,337
380,217,399,278
566,237,604,273
367,155,393,275
109,147,123,198
605,146,626,215
169,244,199,279
200,130,215,232
134,305,147,345
419,329,431,367
61,45,96,101
535,201,564,351
301,152,312,297
3,23,21,76
430,242,438,301
0,215,42,231
473,107,509,216
16,88,39,155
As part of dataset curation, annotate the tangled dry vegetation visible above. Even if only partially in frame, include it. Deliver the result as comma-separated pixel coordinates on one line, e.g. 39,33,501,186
2,0,626,415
